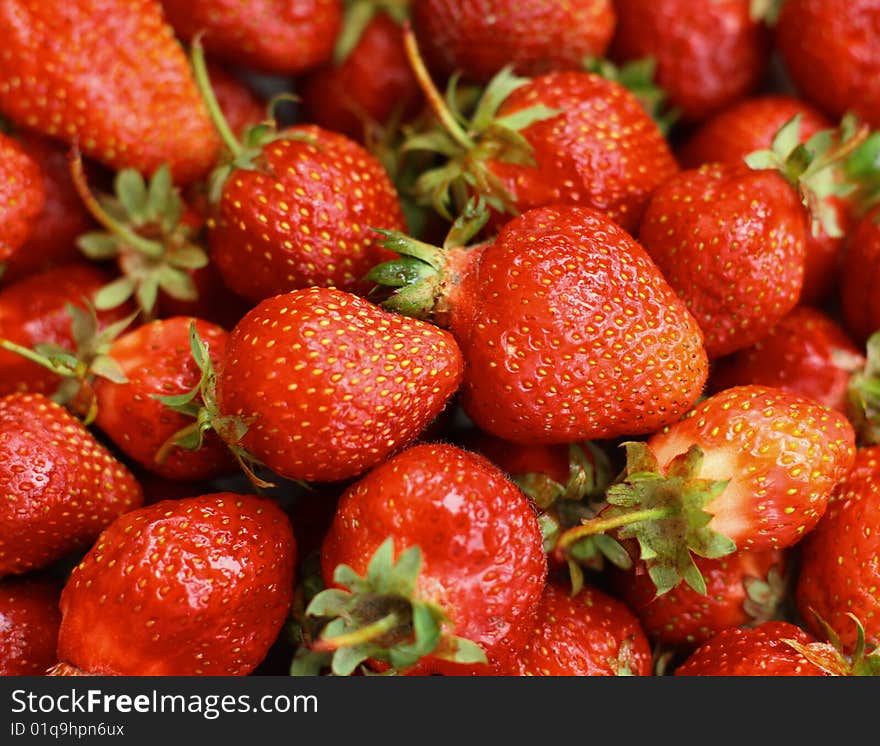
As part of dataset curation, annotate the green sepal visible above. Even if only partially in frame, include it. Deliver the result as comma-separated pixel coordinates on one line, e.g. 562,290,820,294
93,276,136,310
77,232,122,260
115,168,149,222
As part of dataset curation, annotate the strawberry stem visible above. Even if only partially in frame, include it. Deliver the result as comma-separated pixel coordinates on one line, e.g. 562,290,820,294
557,506,676,550
0,339,79,378
311,612,401,652
68,151,164,260
189,36,243,157
402,22,474,150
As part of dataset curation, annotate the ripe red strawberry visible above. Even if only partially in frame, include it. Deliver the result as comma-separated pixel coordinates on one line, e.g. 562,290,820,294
678,96,833,170
638,161,806,359
411,0,616,83
297,443,546,676
508,581,653,676
610,0,771,122
776,0,880,128
638,112,862,359
0,0,221,184
403,40,678,231
0,575,62,675
678,98,848,305
674,621,828,676
90,317,235,482
841,205,880,345
207,123,405,303
563,385,856,595
709,306,865,414
610,548,788,650
0,392,143,577
1,132,94,284
53,492,296,676
0,262,136,399
300,9,421,142
373,204,708,445
795,445,880,651
205,287,464,484
0,130,44,262
160,0,342,75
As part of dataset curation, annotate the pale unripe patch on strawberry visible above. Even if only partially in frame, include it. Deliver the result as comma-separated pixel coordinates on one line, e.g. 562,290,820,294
649,386,857,551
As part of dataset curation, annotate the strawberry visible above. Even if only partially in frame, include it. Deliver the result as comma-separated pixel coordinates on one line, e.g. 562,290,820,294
795,445,880,651
678,95,833,170
678,97,848,305
609,0,771,122
293,442,546,676
561,385,856,595
372,203,708,445
401,30,678,231
0,575,62,675
709,306,865,415
90,317,235,482
840,205,880,345
410,0,616,83
0,130,44,262
207,122,405,303
0,392,143,577
160,0,342,75
638,116,864,359
53,492,296,676
300,5,421,142
0,0,221,184
170,286,465,485
508,581,654,676
674,621,828,676
1,132,94,284
0,262,136,399
610,548,788,650
776,0,880,128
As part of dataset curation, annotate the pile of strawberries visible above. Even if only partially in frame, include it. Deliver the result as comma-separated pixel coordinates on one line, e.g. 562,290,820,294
2,0,880,678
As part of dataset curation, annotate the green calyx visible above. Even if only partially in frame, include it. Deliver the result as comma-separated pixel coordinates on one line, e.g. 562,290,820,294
844,128,880,215
582,56,679,135
400,23,560,221
152,322,272,488
846,330,880,445
333,0,410,64
783,611,880,676
71,153,208,318
744,113,870,238
367,195,488,318
557,441,736,597
290,538,487,676
0,302,136,423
